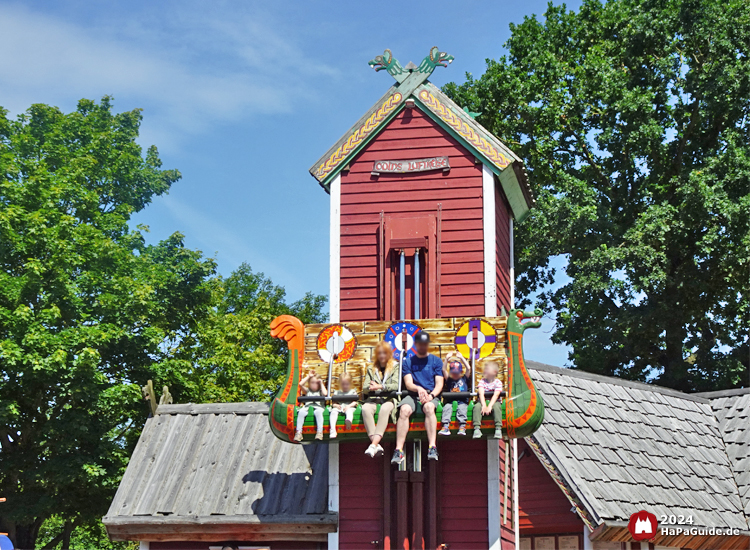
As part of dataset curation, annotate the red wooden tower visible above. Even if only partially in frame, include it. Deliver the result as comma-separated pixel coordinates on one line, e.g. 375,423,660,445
310,47,535,550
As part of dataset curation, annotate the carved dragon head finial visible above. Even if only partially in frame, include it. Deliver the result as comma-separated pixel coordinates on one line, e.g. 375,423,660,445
508,308,543,334
368,49,407,82
418,46,454,74
369,47,453,84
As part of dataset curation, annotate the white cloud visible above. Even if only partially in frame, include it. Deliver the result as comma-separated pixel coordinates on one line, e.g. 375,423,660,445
0,2,338,150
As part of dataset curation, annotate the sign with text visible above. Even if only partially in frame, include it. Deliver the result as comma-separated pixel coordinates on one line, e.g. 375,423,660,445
372,156,450,175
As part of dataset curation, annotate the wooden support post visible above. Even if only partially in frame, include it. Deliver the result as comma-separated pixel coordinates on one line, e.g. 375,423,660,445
395,470,409,549
142,380,157,416
383,442,392,550
503,439,510,524
427,458,438,550
410,470,424,550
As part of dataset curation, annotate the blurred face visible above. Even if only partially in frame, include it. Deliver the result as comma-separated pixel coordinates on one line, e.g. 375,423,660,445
309,377,321,391
483,363,499,380
448,360,463,380
377,346,390,365
415,341,429,356
341,378,351,392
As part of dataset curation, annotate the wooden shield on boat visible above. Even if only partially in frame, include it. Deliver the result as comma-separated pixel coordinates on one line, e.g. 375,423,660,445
454,318,496,360
316,324,357,363
384,321,422,361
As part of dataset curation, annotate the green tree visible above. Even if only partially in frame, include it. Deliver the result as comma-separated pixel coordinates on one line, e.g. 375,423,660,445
0,98,216,549
445,0,750,391
181,263,327,403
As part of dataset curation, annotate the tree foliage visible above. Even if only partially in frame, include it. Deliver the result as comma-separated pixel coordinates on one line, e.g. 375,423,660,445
445,0,750,391
0,97,327,549
0,98,218,548
179,263,327,403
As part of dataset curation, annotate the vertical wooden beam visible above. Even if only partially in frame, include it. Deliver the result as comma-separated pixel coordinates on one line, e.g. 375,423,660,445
383,442,392,549
427,454,438,550
328,442,340,549
487,439,501,550
483,164,497,317
509,217,515,309
379,211,385,320
514,438,520,549
330,174,341,323
395,470,409,549
410,471,425,550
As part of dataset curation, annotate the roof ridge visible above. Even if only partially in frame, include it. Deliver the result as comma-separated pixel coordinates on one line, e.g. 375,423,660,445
526,361,710,403
694,388,750,399
155,402,270,415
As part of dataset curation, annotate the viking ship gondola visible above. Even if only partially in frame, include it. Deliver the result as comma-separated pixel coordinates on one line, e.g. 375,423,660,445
268,308,545,443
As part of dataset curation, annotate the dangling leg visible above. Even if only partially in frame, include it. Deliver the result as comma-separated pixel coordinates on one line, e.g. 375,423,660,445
492,400,504,439
455,401,468,436
345,406,355,430
295,406,309,441
472,400,483,439
439,401,452,436
313,407,325,440
329,407,339,439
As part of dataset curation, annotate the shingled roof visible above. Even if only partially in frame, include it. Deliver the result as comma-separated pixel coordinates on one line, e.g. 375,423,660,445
103,402,335,543
702,389,750,517
526,362,750,550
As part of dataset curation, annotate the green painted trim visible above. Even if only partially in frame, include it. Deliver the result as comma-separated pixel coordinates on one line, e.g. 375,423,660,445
317,101,407,191
498,165,532,222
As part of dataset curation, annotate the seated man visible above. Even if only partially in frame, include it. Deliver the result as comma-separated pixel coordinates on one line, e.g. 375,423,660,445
391,331,444,464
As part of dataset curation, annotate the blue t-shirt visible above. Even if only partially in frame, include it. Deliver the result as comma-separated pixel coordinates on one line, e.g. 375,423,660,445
402,354,443,393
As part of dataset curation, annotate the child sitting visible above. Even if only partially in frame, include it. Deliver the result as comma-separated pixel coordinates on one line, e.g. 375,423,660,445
472,360,504,439
438,352,471,436
294,370,327,441
329,372,359,438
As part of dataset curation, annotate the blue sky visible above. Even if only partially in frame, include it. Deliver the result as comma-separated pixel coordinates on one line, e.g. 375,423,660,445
0,0,580,366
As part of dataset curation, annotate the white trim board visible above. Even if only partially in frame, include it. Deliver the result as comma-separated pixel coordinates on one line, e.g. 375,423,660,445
487,439,501,550
328,442,340,549
329,174,341,323
483,164,498,317
513,439,519,549
509,218,515,309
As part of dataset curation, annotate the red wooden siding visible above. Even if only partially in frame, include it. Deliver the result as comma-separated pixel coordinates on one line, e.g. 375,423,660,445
517,440,584,535
339,107,485,321
437,440,489,549
151,543,324,549
495,185,512,313
339,442,383,549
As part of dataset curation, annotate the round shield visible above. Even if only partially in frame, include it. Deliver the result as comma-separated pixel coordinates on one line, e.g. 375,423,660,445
384,322,422,361
316,324,357,363
455,318,496,360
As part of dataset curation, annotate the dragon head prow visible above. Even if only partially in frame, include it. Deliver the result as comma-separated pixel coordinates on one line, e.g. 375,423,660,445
508,308,543,333
368,49,394,72
428,46,454,67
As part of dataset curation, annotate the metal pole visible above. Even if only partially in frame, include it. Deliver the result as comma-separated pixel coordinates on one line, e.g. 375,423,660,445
327,331,338,397
397,328,406,396
471,325,478,396
414,248,420,319
399,249,405,320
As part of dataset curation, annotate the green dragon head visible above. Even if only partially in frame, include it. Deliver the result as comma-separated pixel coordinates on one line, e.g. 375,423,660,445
508,308,543,334
417,46,454,74
368,49,406,80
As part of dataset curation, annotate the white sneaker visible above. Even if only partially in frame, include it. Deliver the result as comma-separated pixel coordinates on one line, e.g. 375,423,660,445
364,444,378,457
375,444,384,457
330,429,337,439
